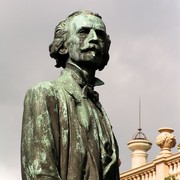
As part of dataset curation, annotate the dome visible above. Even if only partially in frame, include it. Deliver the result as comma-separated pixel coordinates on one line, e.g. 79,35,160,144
132,128,147,140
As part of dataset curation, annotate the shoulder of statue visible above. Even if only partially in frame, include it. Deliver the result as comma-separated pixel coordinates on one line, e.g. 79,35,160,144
25,81,55,100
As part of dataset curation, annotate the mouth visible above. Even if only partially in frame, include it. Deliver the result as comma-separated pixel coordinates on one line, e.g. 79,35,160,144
83,49,101,58
80,44,101,53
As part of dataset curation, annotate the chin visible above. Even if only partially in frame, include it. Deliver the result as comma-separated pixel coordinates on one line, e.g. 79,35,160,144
78,59,101,70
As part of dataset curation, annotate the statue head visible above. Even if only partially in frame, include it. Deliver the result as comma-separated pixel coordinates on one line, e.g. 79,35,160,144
49,10,111,71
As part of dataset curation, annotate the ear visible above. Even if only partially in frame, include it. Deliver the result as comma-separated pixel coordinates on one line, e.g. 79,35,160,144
59,45,68,55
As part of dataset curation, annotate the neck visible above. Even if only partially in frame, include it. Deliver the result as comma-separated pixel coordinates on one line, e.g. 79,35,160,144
66,60,96,85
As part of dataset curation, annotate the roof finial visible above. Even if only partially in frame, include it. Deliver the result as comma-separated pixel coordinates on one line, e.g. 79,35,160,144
128,97,152,169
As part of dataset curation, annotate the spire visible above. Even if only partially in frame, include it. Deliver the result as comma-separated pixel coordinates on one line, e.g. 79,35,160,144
132,98,146,140
128,98,152,169
139,97,141,131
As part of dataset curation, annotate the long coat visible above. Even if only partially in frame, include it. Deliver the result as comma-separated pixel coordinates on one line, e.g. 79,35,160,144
21,68,120,180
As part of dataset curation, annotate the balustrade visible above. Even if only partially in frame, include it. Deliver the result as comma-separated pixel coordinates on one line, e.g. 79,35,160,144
167,158,180,179
120,152,180,180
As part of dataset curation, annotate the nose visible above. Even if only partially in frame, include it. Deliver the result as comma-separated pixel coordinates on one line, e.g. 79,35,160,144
87,29,98,43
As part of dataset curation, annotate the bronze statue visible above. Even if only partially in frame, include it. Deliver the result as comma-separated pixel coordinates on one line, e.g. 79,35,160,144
21,10,120,180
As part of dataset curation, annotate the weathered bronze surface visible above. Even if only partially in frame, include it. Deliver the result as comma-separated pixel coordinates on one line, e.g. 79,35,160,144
21,10,120,180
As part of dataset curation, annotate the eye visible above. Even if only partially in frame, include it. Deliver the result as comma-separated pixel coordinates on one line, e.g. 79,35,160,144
78,28,90,35
96,30,106,39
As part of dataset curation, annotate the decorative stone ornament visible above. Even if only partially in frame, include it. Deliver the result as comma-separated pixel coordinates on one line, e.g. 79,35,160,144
178,144,180,152
156,127,176,157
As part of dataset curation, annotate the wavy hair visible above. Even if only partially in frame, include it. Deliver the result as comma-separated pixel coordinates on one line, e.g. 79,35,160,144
49,10,111,71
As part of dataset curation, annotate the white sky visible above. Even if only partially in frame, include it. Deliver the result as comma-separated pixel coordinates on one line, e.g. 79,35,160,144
0,0,180,179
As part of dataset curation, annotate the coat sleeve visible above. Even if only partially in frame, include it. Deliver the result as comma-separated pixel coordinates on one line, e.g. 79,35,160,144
21,85,61,180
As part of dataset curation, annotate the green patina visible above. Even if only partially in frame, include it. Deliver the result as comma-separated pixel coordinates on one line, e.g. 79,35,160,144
21,10,119,180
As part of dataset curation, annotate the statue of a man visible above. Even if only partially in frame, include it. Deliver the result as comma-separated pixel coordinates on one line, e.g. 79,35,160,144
21,10,120,180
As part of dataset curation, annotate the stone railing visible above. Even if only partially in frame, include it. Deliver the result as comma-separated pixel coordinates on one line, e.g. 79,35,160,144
120,162,156,180
120,152,180,180
166,152,180,179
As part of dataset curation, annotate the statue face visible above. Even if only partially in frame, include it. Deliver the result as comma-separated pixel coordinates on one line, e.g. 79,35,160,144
66,14,107,69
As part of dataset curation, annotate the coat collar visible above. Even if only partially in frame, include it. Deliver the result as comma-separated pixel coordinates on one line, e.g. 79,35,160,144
56,66,104,103
65,63,104,87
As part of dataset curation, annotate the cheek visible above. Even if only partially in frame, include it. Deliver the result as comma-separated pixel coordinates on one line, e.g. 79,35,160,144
78,37,86,46
68,36,82,49
67,37,82,60
99,42,104,49
101,38,110,52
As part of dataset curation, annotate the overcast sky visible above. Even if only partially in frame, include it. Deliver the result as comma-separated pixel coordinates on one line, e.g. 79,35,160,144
0,0,180,179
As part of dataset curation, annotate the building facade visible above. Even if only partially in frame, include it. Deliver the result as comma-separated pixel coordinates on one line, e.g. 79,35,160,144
120,127,180,180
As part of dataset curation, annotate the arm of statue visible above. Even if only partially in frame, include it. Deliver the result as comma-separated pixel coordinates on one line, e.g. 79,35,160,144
21,86,61,180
